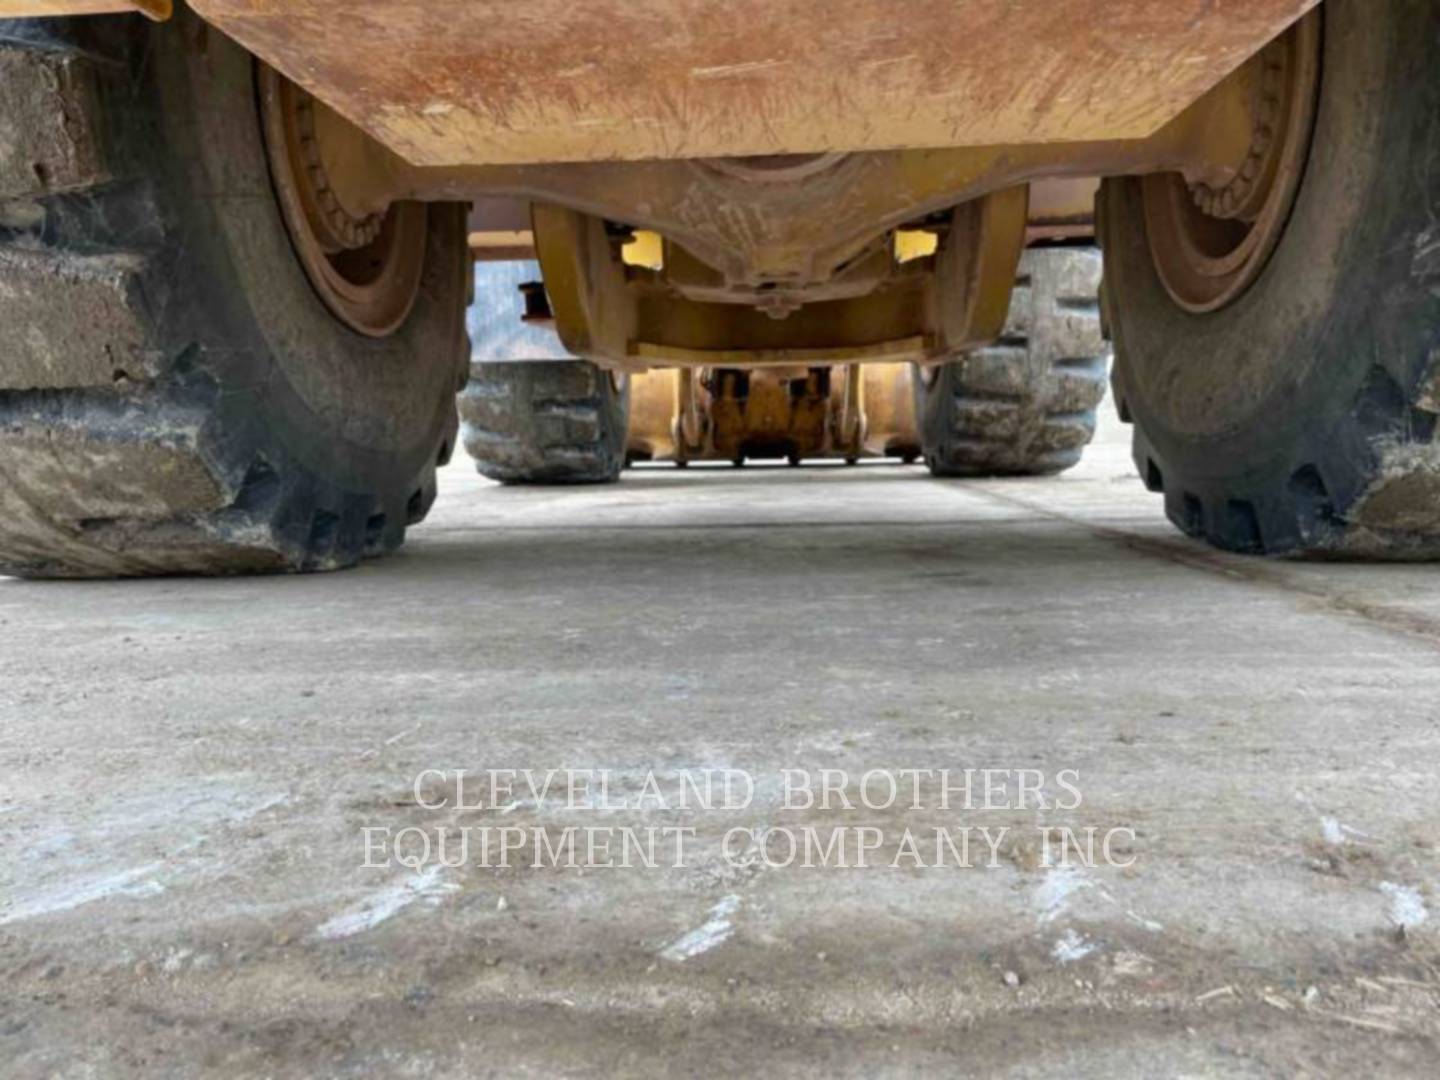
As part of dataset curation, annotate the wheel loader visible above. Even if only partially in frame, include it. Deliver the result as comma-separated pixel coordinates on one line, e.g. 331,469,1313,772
0,0,1436,576
462,182,1107,479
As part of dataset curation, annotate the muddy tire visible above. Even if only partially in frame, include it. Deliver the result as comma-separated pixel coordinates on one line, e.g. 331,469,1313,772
460,361,630,484
0,14,469,578
916,247,1108,477
1101,0,1440,558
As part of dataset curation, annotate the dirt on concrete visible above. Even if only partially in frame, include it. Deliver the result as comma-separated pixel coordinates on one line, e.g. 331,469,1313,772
1,408,1437,1077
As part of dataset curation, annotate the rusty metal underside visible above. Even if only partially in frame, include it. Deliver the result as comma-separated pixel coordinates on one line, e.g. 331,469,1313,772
5,0,1320,374
185,0,1317,168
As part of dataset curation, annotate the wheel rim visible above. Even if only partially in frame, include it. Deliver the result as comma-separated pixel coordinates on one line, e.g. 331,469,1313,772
1142,12,1321,314
259,68,427,337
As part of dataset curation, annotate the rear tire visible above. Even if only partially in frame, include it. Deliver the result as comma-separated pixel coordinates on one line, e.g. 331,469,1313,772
460,361,630,484
1100,0,1440,558
916,247,1108,477
0,13,469,577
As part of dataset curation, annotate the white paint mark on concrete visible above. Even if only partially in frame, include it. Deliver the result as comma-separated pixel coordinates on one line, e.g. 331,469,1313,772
659,894,742,962
0,785,289,927
1033,865,1093,925
0,863,165,926
1052,928,1098,963
1379,882,1428,929
162,947,193,974
1125,910,1164,933
1300,794,1372,847
313,867,458,941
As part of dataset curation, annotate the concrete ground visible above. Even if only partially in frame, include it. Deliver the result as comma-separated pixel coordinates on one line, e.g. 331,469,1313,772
1,404,1438,1077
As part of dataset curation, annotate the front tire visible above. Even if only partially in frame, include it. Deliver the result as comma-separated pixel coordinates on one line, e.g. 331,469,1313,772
0,13,469,577
1100,0,1440,557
